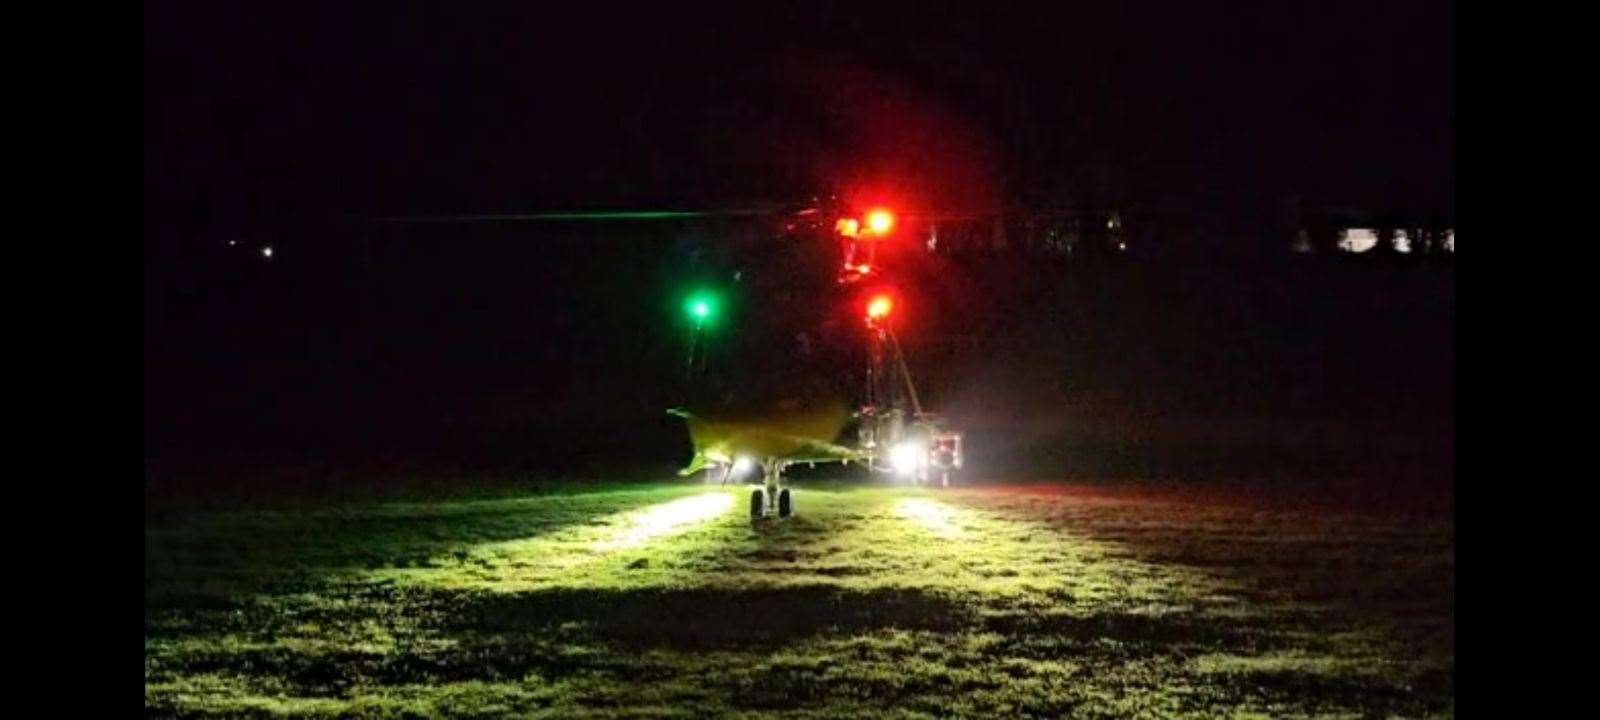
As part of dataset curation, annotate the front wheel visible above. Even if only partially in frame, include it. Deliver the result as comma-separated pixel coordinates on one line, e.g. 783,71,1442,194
750,488,767,518
777,488,794,518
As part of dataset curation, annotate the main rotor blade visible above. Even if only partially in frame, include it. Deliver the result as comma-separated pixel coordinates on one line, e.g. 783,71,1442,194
370,208,775,224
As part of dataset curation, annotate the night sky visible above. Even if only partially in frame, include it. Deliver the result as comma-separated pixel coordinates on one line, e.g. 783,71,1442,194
146,1,1453,236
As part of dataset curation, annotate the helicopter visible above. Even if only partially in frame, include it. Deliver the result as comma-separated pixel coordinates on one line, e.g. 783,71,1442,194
669,202,964,519
367,195,968,519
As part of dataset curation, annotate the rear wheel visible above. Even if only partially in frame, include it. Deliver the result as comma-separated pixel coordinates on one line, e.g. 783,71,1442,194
749,488,766,518
777,488,794,518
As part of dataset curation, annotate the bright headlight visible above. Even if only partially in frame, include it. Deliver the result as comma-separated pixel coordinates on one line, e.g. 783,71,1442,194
890,441,924,476
732,456,755,477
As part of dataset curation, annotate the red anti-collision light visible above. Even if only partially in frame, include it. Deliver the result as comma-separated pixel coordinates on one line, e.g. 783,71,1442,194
865,209,894,235
866,294,893,320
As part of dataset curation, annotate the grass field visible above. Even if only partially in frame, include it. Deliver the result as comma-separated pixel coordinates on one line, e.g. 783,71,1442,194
146,479,1453,718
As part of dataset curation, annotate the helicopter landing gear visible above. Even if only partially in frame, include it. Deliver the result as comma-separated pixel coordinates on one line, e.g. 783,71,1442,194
751,461,796,519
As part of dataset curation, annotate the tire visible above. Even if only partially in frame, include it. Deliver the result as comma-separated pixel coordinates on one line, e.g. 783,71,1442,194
750,488,767,518
777,488,794,518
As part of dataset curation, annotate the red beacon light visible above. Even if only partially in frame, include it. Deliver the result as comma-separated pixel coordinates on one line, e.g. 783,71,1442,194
864,208,894,236
837,207,894,285
865,293,894,323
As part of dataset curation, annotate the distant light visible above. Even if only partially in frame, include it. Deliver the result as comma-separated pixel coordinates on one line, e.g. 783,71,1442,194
261,246,274,258
732,456,755,478
866,294,893,321
227,239,238,247
1118,242,1127,251
865,208,894,235
836,218,860,237
1339,229,1377,253
693,301,709,319
856,264,872,274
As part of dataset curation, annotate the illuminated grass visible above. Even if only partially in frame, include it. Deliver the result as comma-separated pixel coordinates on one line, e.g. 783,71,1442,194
147,481,1453,717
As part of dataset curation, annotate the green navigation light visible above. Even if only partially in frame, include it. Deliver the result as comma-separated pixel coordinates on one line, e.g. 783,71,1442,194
684,292,720,325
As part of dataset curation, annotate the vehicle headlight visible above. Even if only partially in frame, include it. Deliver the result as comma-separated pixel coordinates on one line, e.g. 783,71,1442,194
890,441,925,476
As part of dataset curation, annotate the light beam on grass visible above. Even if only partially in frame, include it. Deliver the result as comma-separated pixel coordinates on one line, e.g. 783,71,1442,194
895,497,965,539
366,490,740,591
590,492,735,552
